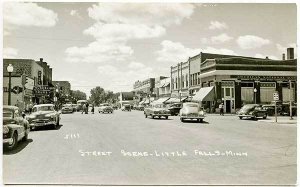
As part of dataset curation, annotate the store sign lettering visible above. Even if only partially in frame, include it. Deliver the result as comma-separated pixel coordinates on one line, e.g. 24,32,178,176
231,75,296,80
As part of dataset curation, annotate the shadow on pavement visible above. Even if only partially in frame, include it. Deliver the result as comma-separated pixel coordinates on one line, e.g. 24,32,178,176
3,139,33,155
30,124,63,132
181,120,209,124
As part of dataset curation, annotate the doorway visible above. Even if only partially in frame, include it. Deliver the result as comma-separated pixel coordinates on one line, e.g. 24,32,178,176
225,100,231,113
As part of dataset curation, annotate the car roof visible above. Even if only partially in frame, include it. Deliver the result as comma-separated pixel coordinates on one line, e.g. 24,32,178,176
33,104,54,107
3,105,19,110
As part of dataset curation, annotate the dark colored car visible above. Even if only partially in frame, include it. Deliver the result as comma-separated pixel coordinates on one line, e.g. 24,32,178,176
3,105,30,150
168,103,182,116
144,104,171,119
262,105,276,116
280,103,297,116
121,104,131,111
26,104,61,130
237,104,267,120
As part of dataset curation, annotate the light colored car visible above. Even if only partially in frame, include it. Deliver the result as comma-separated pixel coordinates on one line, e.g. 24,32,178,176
179,102,205,123
121,104,131,112
144,104,171,119
98,103,113,113
26,104,60,130
61,104,74,114
3,106,30,150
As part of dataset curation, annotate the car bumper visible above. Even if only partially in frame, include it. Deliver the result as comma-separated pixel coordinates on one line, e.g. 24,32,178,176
238,114,252,118
152,114,171,116
62,110,73,113
29,120,56,127
181,115,205,119
3,138,13,145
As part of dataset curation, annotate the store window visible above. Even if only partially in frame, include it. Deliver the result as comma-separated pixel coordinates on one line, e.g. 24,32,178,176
260,82,276,103
225,88,230,96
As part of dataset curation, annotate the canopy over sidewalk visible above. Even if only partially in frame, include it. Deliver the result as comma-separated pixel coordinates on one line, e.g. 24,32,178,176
191,86,215,102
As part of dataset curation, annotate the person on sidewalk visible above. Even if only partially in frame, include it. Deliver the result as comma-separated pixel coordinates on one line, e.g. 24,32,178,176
91,104,94,114
82,103,86,114
219,103,224,116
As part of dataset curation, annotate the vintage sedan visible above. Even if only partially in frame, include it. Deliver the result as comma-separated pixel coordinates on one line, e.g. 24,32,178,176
144,104,171,119
237,104,267,120
3,106,30,150
61,104,74,114
26,104,60,130
121,104,131,112
98,103,113,113
168,103,182,116
179,102,205,122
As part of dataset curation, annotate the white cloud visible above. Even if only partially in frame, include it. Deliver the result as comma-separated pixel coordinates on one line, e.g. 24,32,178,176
70,10,77,16
236,35,271,50
97,64,154,92
156,40,237,63
211,33,233,44
4,2,58,27
83,22,166,41
209,21,228,30
128,62,146,69
88,3,195,26
255,54,279,60
66,3,196,65
3,48,18,58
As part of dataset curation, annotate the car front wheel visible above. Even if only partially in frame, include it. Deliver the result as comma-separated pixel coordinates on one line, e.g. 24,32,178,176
239,116,243,119
6,132,18,150
165,116,168,119
180,118,184,122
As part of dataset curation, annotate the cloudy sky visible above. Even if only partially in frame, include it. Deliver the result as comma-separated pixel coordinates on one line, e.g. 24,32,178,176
3,2,297,96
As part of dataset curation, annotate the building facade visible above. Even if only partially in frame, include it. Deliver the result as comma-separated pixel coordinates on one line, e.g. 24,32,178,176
3,58,51,107
170,48,297,113
133,78,155,104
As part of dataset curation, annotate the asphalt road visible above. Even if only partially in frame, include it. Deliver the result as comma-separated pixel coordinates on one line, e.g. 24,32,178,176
3,109,297,185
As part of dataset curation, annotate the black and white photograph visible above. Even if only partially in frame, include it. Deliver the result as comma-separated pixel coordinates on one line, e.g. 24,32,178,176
1,1,298,186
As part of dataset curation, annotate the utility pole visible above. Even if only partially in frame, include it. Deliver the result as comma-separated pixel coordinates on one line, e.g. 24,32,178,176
289,80,293,120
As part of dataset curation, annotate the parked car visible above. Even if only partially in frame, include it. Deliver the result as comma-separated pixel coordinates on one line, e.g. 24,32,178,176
179,102,205,123
3,106,30,150
61,104,74,114
280,103,297,116
168,103,182,116
262,105,276,116
26,104,61,130
98,103,113,113
121,104,131,111
237,104,267,120
144,104,171,119
71,104,77,112
112,105,118,110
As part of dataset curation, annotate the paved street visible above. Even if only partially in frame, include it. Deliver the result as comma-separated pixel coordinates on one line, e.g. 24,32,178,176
3,109,296,185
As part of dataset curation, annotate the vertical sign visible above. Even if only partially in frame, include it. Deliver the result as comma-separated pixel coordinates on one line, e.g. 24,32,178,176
38,71,42,85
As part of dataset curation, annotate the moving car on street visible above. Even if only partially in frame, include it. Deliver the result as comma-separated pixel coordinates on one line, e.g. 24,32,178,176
26,104,61,130
179,102,205,123
61,104,74,114
3,106,30,150
144,104,171,119
98,103,113,113
76,100,88,111
237,104,267,120
121,104,131,112
168,103,182,116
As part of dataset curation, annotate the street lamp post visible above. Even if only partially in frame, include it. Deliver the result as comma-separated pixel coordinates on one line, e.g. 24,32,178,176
253,88,257,104
7,64,14,105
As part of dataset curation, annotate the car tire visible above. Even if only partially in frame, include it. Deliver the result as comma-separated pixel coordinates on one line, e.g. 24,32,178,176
151,115,154,119
263,115,267,119
180,118,184,122
199,119,203,123
56,118,60,126
239,116,243,120
6,132,18,151
165,116,168,119
145,114,147,118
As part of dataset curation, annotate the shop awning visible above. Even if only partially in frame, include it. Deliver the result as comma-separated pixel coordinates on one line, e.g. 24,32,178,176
152,97,170,105
163,83,170,87
165,97,188,104
192,86,215,102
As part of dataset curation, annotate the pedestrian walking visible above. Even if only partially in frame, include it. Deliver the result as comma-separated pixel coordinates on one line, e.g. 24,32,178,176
85,103,89,114
91,104,94,114
82,104,86,114
219,103,224,116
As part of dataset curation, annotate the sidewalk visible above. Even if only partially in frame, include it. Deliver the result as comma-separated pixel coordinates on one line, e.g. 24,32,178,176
258,116,297,124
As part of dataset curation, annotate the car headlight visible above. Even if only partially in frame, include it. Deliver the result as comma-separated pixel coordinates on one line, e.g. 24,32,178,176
3,126,9,134
199,111,204,115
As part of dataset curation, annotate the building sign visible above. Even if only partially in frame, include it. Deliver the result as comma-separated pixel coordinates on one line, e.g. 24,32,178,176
38,71,42,85
231,75,296,81
25,77,34,90
33,85,55,95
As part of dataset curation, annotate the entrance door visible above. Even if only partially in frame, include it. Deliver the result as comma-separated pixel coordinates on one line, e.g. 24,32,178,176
225,100,231,113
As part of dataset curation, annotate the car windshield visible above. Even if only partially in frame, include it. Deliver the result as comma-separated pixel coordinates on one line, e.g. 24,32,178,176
33,106,54,112
241,105,256,111
185,103,198,108
3,109,13,118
